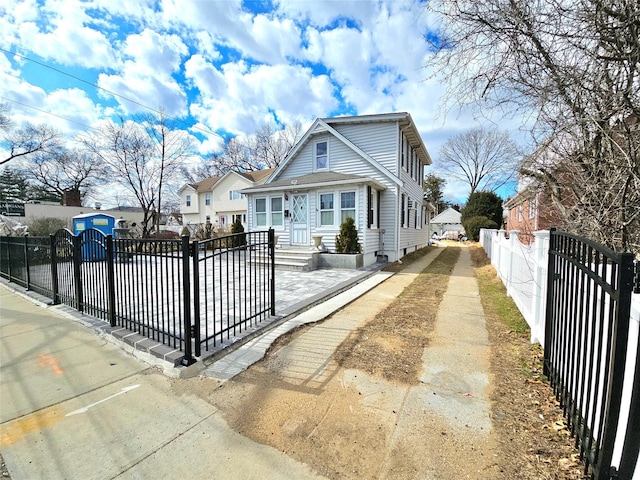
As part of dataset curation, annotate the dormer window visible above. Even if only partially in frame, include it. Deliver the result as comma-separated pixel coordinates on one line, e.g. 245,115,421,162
186,194,191,207
315,141,328,170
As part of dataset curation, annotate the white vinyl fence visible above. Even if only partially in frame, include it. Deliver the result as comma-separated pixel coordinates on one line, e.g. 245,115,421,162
479,229,550,344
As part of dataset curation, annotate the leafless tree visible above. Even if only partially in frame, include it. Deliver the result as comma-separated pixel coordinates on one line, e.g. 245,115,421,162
208,121,303,176
0,119,61,166
81,119,158,237
426,0,640,253
438,127,520,196
82,114,195,236
22,148,105,202
139,111,196,233
0,102,13,132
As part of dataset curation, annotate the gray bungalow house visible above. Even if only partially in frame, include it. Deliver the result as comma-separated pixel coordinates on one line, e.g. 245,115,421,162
242,112,433,267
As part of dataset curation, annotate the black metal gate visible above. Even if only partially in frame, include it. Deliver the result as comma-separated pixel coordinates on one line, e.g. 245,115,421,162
1,228,276,365
544,229,639,479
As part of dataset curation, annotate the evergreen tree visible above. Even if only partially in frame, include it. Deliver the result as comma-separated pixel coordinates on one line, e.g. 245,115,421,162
0,168,30,202
335,217,361,254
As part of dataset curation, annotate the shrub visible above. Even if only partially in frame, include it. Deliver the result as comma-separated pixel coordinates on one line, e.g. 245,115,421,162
180,225,191,237
28,217,68,236
461,191,503,226
335,216,361,254
463,216,499,241
230,217,246,247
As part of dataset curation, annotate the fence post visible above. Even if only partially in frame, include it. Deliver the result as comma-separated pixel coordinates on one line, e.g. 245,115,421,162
532,230,550,344
269,228,275,316
543,228,557,378
595,252,635,480
49,234,60,305
106,235,116,327
191,239,201,357
72,234,83,312
181,235,195,366
23,235,31,290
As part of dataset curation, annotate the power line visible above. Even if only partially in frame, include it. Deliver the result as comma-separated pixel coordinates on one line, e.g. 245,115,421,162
0,96,99,132
0,48,222,139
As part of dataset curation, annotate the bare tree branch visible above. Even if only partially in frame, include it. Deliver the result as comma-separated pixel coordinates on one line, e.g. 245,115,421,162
438,127,521,196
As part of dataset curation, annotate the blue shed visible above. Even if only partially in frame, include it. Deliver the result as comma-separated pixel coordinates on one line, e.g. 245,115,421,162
73,213,116,260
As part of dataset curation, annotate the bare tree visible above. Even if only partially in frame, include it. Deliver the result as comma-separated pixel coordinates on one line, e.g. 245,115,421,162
0,122,61,166
426,0,640,253
81,119,158,237
22,148,105,202
139,111,195,233
438,127,520,196
208,121,303,176
0,102,13,132
82,114,195,236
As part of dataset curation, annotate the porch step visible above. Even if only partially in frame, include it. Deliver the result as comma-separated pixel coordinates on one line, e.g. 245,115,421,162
251,247,320,271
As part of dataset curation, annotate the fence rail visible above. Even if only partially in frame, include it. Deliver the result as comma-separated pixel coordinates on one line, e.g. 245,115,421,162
1,229,275,364
480,228,639,480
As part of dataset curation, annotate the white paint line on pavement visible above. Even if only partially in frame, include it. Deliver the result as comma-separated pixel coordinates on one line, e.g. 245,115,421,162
66,384,140,416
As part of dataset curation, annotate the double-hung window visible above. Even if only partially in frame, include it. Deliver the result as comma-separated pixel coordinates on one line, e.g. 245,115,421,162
529,198,536,219
315,141,328,170
271,197,283,226
186,194,191,207
340,191,356,222
319,193,334,226
255,198,267,227
205,194,211,206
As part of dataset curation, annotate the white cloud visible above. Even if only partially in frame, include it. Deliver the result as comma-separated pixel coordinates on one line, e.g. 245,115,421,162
97,29,189,116
11,0,120,69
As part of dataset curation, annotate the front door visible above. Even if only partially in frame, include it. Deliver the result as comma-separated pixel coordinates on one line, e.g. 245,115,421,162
291,194,308,245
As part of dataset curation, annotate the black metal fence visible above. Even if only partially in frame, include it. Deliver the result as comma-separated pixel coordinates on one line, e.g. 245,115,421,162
544,229,639,480
0,228,275,364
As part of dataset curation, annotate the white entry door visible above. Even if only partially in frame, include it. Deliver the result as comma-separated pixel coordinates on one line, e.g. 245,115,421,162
291,194,308,245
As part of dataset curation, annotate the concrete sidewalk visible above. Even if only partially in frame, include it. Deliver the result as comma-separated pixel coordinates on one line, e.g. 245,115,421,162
0,287,325,480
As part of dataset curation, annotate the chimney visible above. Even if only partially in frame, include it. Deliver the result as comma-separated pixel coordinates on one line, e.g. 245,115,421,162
62,189,82,207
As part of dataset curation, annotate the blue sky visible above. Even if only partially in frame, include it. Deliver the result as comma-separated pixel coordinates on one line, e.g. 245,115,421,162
0,0,525,205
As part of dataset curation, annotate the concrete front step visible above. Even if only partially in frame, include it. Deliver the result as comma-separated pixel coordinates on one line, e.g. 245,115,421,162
249,247,321,271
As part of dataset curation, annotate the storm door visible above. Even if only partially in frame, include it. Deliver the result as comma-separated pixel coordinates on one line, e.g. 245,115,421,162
291,194,308,245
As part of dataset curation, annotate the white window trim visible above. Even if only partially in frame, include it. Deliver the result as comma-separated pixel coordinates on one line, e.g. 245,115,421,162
316,189,357,229
318,192,335,228
254,195,285,229
315,140,329,171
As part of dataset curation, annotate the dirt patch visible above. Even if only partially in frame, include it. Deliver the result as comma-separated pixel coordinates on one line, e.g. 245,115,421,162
470,246,587,479
334,247,460,385
172,245,587,479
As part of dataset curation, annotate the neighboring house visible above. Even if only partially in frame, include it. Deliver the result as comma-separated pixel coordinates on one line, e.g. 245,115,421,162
179,169,273,229
505,181,561,244
242,112,433,267
429,207,463,238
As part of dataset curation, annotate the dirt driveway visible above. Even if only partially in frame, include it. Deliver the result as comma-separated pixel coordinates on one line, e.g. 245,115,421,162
170,245,586,480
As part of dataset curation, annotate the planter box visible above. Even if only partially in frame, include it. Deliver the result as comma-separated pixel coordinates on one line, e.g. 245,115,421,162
317,252,363,269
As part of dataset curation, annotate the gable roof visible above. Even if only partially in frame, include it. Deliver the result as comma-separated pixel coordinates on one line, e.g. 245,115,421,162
182,176,221,193
237,168,274,183
242,171,387,194
179,168,275,194
269,112,430,187
430,207,462,224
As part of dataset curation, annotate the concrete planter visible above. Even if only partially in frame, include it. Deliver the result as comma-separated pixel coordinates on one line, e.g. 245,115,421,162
317,252,363,269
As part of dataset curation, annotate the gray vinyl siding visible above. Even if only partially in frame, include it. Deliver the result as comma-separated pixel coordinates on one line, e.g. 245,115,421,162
397,160,429,255
332,121,399,174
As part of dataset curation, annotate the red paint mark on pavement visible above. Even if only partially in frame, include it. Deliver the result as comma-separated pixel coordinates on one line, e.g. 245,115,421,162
38,354,63,375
